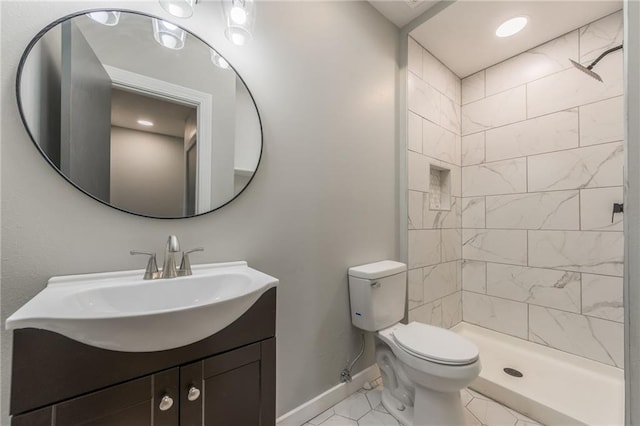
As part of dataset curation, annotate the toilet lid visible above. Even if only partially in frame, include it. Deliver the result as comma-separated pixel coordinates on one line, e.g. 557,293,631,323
392,322,479,365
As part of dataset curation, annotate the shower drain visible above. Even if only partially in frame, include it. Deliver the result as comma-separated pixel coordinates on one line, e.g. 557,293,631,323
503,367,523,378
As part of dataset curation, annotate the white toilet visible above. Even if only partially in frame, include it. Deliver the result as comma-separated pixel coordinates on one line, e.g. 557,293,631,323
348,260,481,426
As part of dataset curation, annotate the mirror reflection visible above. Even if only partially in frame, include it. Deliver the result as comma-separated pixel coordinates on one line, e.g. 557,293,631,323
18,10,262,218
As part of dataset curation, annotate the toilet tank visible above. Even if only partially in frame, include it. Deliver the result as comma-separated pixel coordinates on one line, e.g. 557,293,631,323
348,260,407,332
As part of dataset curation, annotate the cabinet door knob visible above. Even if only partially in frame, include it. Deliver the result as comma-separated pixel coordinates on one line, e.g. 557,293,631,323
188,386,201,401
159,395,174,411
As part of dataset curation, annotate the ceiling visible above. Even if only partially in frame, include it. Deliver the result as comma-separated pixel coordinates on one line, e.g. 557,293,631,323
111,88,195,138
367,0,440,27
371,0,622,78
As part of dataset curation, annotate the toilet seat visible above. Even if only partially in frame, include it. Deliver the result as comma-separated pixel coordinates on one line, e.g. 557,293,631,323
392,322,479,366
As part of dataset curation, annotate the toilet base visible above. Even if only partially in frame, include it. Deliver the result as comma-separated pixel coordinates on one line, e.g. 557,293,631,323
381,385,465,426
414,385,465,425
380,387,413,426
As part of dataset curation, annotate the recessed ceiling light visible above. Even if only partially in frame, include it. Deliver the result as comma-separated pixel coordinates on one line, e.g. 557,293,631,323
496,16,528,38
137,119,154,126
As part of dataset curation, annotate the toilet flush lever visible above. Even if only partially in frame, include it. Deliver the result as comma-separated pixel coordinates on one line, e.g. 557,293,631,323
371,281,381,288
612,203,624,223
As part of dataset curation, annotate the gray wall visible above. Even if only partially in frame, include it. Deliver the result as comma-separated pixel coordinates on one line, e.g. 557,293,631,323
19,25,62,166
234,79,260,173
110,126,185,217
0,0,399,421
60,20,112,204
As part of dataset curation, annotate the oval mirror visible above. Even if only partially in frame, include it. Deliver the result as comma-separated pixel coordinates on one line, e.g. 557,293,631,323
17,10,262,218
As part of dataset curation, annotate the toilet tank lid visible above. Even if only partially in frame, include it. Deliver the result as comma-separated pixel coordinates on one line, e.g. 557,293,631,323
348,260,406,280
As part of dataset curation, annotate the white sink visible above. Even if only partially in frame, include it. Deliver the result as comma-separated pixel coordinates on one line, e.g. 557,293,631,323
6,261,278,352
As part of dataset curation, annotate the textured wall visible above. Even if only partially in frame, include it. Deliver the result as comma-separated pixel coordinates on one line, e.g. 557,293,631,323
460,11,624,368
406,38,462,329
0,1,399,420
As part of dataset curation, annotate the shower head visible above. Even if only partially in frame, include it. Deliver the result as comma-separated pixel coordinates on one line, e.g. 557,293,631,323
569,44,623,83
569,59,603,82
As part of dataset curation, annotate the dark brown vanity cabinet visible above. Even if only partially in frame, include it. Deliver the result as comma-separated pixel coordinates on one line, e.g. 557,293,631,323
12,369,180,426
180,340,276,425
10,288,276,426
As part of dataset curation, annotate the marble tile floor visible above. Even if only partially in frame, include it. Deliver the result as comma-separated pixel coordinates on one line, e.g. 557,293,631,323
301,378,543,426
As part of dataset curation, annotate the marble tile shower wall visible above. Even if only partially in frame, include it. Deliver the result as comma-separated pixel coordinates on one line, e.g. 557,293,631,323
460,11,624,368
407,37,463,329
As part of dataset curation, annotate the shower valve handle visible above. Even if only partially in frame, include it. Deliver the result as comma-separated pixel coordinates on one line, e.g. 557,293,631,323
612,203,623,223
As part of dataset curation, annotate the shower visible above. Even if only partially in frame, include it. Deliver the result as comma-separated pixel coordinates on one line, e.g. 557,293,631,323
406,4,627,424
570,44,623,82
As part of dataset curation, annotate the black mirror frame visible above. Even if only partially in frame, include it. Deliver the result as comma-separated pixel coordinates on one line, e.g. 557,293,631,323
15,8,263,220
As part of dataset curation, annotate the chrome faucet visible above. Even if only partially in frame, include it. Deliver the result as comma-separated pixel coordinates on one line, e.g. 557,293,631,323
131,235,204,280
161,235,180,279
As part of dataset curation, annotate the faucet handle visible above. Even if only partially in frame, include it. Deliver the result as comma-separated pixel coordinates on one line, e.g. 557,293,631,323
179,248,204,276
130,251,159,280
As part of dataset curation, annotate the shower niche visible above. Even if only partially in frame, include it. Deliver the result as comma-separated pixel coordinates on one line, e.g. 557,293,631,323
429,164,451,211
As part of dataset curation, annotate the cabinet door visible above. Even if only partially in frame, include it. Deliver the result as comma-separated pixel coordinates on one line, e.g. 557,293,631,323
12,368,179,426
180,339,275,426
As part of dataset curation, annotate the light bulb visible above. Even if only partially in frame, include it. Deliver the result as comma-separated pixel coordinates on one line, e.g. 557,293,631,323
210,50,230,69
230,6,247,25
88,12,108,24
87,11,121,26
152,18,186,50
232,32,246,45
162,21,178,31
217,57,229,68
225,27,248,46
161,34,178,49
159,0,196,18
222,0,255,46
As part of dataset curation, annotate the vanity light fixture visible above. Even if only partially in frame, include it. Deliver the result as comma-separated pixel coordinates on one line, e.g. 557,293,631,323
86,11,121,26
159,0,197,18
210,49,230,69
137,119,154,126
152,18,186,50
222,0,255,46
495,16,528,38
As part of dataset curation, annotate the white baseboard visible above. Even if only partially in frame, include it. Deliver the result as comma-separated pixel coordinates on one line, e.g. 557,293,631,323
276,364,381,426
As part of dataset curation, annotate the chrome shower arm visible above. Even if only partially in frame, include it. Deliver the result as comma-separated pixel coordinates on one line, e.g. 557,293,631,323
586,44,623,70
